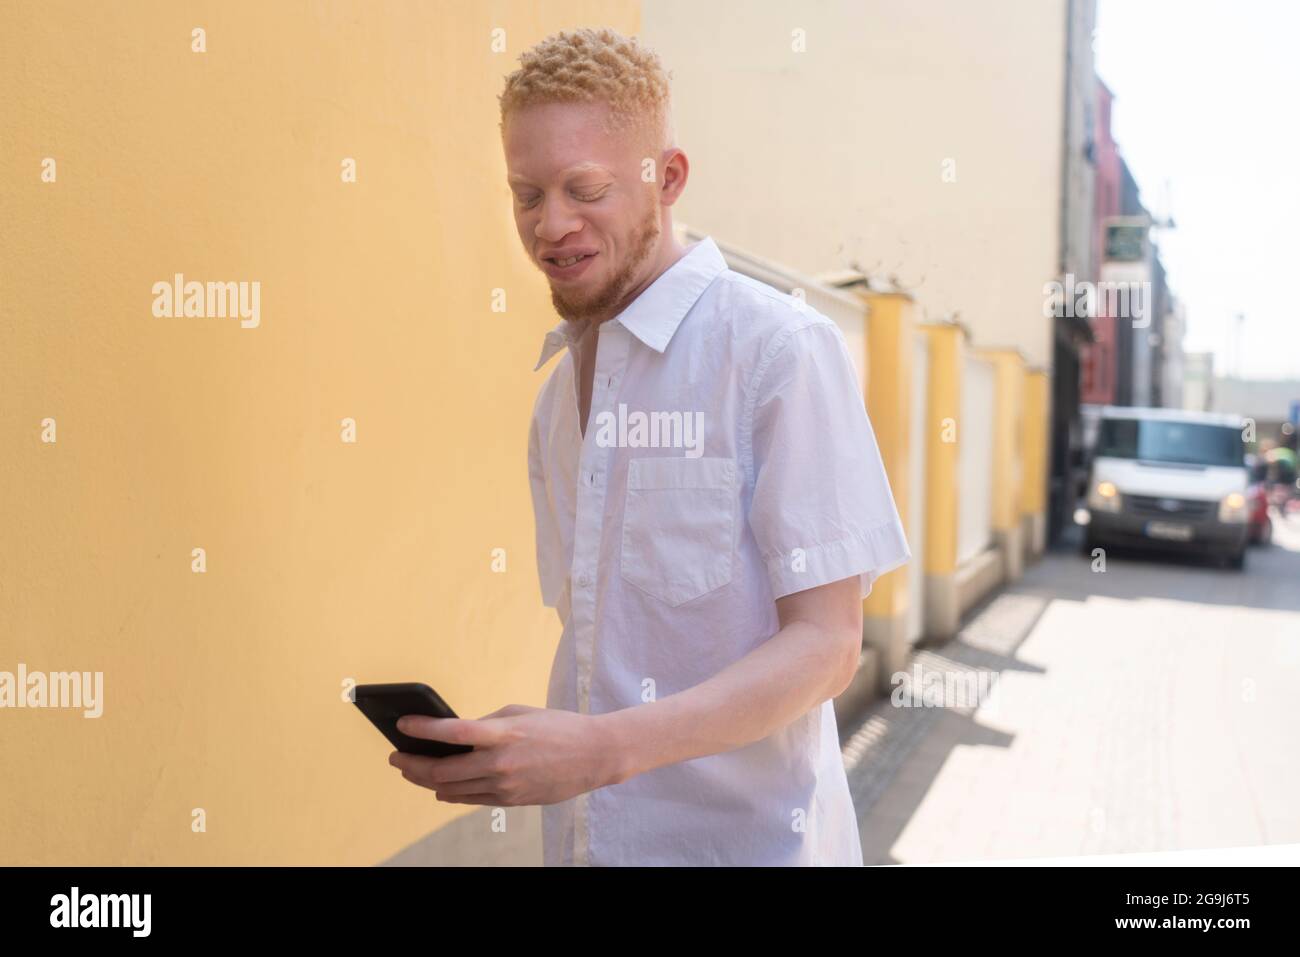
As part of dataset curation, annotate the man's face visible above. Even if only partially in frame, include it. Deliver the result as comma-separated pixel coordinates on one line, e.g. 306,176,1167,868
504,101,662,324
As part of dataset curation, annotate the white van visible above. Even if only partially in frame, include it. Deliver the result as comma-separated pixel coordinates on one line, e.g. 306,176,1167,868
1080,406,1251,569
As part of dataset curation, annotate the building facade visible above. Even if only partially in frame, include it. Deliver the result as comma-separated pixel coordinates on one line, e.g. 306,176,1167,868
643,0,1097,544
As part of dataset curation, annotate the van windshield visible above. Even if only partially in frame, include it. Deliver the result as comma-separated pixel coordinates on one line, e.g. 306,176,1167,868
1096,418,1245,468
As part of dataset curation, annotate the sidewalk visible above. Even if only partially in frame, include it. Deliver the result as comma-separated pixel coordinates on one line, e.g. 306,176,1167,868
844,514,1300,864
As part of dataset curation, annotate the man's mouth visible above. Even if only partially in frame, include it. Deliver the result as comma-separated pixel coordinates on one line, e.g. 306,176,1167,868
541,251,598,280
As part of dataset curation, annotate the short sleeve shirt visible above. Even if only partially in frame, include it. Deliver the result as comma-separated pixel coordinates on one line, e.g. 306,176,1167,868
527,236,911,865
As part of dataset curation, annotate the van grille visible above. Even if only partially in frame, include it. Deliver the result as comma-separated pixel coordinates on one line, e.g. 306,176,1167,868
1125,494,1214,519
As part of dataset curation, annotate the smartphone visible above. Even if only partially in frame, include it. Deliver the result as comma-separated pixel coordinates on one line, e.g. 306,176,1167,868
353,682,473,758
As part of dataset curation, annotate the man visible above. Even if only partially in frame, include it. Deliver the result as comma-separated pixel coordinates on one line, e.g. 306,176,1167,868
390,27,910,865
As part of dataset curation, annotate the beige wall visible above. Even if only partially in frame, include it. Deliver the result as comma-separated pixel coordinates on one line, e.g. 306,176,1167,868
642,0,1067,368
0,0,638,864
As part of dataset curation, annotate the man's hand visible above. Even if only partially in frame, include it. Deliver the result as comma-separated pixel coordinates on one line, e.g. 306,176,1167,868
388,704,627,807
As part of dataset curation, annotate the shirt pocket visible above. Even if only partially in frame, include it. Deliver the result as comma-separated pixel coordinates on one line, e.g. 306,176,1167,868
620,456,737,607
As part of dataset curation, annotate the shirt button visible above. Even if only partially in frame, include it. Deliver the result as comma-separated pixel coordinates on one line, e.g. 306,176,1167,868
577,573,592,587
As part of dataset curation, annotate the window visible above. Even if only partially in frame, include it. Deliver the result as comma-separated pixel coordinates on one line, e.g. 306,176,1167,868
1097,418,1245,468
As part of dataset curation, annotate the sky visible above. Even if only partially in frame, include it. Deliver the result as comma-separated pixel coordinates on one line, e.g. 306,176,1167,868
1094,0,1299,381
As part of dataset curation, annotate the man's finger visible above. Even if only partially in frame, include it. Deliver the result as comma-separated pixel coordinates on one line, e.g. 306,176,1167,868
431,778,499,799
395,715,501,746
388,749,493,785
436,793,503,806
398,767,501,804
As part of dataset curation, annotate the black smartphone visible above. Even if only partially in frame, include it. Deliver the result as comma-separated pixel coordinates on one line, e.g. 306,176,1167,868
353,682,473,758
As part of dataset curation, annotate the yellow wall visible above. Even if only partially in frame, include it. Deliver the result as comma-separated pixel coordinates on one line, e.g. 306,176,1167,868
0,0,639,865
976,349,1027,533
921,324,963,576
862,293,913,620
1021,370,1050,516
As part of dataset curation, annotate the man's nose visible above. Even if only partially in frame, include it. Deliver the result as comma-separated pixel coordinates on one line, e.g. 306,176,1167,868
535,196,582,244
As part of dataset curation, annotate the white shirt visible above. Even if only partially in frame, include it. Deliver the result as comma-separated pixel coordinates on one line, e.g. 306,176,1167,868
527,236,910,866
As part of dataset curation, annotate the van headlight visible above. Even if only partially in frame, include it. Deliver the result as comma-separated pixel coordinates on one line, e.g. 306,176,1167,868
1219,491,1249,523
1087,480,1122,513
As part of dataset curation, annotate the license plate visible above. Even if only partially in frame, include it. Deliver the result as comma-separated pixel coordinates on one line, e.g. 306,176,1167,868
1145,521,1193,542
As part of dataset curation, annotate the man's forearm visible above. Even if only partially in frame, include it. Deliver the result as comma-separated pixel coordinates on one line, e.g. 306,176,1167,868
595,619,858,785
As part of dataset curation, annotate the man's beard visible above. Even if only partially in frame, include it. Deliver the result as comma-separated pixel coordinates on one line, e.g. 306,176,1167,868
549,202,661,325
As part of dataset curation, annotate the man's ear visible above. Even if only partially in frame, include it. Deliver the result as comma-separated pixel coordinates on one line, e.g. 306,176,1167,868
660,147,689,206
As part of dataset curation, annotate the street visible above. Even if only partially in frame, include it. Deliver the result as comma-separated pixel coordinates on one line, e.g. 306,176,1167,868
843,512,1300,864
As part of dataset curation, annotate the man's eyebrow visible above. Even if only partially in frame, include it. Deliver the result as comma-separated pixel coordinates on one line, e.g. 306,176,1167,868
507,163,614,187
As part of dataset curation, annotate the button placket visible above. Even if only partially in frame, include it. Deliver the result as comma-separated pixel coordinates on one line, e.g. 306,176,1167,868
568,323,628,869
568,323,629,717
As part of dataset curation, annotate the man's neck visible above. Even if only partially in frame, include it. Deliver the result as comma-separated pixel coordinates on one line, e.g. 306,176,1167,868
571,230,689,438
585,231,689,329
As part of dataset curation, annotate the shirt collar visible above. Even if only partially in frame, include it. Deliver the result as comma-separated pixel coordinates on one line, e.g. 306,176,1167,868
532,317,585,372
533,236,727,371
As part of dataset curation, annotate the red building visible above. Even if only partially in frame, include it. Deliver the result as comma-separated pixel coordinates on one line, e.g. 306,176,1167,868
1081,77,1121,405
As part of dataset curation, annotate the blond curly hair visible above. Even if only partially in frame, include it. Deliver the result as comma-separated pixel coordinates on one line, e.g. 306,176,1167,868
498,27,674,151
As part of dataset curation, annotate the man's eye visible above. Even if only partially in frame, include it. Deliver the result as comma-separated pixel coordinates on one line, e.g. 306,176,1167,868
575,192,604,202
